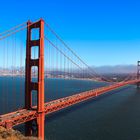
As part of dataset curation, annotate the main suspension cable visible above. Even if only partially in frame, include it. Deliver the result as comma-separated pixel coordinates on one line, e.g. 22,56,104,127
44,21,112,82
0,20,40,41
44,36,97,79
0,22,26,36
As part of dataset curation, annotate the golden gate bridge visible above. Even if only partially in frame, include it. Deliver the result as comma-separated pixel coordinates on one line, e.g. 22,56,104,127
0,19,139,140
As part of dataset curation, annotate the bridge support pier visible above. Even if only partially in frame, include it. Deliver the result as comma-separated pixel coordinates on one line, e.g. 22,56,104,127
25,19,45,140
137,61,140,88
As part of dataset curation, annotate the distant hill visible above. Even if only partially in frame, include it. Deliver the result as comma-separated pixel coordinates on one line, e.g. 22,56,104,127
92,65,137,74
0,65,137,76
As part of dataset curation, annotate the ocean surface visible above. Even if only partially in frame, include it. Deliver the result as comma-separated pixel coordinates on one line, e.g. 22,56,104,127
0,77,140,140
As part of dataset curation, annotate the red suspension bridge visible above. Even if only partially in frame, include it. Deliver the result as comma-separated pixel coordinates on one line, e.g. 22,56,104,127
0,19,140,140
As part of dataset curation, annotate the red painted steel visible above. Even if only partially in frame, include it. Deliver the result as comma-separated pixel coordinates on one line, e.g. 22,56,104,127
0,19,140,140
0,79,139,130
25,19,45,140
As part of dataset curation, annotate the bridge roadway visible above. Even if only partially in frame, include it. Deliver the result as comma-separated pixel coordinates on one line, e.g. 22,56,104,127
0,79,139,129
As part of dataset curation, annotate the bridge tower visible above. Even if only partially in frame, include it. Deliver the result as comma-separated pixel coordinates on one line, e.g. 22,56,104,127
25,19,45,140
137,61,140,88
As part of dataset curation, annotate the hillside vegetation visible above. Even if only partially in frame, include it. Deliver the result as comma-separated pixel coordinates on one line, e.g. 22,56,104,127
0,127,39,140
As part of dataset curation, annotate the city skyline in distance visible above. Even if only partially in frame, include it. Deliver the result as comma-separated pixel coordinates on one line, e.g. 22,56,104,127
0,0,140,66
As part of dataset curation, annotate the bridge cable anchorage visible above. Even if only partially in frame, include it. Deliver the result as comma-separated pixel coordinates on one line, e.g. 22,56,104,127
44,36,97,79
44,21,113,82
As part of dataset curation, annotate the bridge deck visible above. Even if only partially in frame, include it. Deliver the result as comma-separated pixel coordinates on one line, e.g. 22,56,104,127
0,80,139,128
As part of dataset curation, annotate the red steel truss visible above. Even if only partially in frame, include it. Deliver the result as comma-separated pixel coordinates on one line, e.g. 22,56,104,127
0,19,140,140
0,79,139,132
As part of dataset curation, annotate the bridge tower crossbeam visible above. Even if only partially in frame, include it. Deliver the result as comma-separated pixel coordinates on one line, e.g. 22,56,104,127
25,19,45,140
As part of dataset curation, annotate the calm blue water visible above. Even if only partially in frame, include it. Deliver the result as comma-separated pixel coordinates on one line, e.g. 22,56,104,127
0,77,140,140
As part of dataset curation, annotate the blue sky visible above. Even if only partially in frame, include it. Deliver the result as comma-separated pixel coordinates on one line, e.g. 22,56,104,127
0,0,140,66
